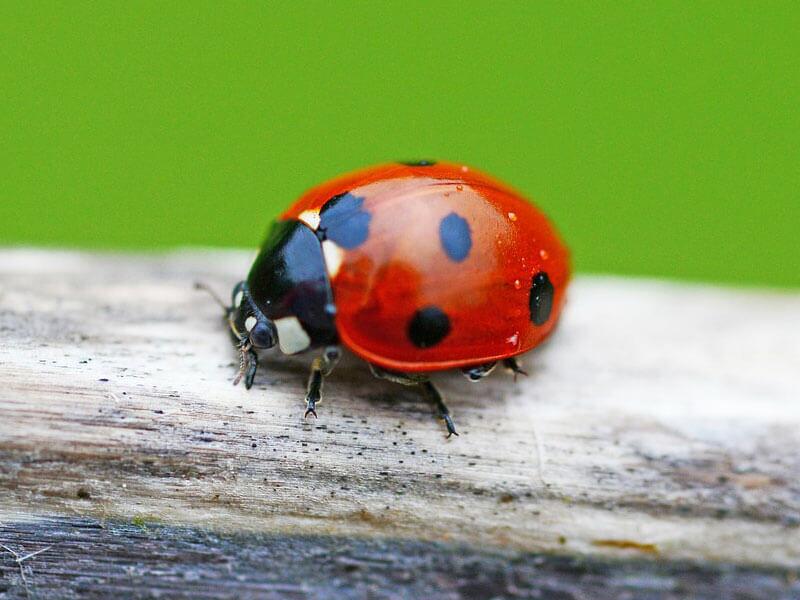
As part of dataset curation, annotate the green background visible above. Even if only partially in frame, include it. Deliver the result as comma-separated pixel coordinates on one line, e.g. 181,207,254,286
2,2,798,287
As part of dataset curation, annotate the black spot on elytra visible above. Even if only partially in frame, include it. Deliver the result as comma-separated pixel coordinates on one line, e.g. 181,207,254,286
318,192,371,249
529,272,554,326
439,212,472,262
407,306,451,348
400,160,436,167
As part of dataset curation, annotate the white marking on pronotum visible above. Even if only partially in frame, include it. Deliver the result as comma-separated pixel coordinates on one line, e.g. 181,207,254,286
321,239,345,279
244,316,258,332
298,209,321,230
234,290,244,308
274,316,311,354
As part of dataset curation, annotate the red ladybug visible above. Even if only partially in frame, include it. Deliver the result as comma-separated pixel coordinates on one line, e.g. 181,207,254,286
216,160,570,436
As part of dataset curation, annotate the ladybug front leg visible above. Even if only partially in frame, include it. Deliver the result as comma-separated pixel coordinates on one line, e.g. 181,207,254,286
195,281,261,389
233,338,259,389
304,346,341,418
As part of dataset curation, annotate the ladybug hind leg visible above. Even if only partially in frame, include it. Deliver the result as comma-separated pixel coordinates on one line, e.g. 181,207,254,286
502,357,528,381
304,346,341,418
368,365,458,438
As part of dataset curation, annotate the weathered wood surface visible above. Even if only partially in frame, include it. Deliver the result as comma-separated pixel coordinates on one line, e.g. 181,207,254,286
1,516,798,600
1,249,799,596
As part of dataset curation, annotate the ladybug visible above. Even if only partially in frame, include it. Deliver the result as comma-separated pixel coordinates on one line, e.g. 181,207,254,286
213,160,569,436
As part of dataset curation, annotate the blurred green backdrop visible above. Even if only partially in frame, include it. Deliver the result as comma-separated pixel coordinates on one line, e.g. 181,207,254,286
1,2,798,286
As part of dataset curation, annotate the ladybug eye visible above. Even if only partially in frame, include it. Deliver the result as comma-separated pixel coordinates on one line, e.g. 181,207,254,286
247,319,277,349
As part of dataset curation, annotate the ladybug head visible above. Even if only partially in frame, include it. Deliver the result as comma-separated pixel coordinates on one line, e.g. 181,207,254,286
228,281,278,350
233,219,338,356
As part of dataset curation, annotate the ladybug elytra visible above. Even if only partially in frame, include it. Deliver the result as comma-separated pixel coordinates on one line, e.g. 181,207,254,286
216,161,570,436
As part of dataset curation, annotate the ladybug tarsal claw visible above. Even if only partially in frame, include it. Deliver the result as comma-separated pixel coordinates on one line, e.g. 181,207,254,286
444,416,459,438
302,348,338,422
304,402,318,419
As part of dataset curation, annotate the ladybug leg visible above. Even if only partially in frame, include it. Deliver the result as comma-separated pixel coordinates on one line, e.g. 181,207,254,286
304,346,341,419
368,365,457,437
368,364,428,385
420,381,458,438
243,346,259,389
196,281,260,388
502,357,528,381
461,362,497,382
233,337,259,390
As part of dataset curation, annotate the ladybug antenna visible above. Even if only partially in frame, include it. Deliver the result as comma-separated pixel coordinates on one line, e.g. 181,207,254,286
194,281,228,312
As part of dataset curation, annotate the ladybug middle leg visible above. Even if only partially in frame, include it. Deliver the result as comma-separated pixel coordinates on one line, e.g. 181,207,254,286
419,381,458,438
304,346,341,418
369,364,458,438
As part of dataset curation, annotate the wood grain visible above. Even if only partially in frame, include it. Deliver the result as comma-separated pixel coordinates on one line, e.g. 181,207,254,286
1,249,799,593
1,516,798,600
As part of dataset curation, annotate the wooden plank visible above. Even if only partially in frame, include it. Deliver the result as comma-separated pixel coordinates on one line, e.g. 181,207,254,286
1,516,798,600
1,249,799,583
